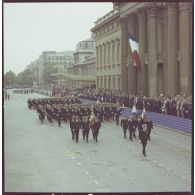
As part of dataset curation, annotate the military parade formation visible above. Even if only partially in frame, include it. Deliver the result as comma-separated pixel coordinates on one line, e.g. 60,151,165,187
27,95,153,157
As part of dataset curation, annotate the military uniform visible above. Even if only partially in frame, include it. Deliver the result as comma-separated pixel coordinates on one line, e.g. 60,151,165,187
70,117,76,140
121,117,129,139
74,117,81,143
81,117,90,142
140,119,150,157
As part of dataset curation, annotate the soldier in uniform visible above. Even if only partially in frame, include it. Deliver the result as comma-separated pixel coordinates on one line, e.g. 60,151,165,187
74,116,81,143
137,116,143,140
70,117,75,140
132,116,138,139
147,117,153,141
81,116,90,142
57,108,62,127
120,117,129,139
90,116,101,142
139,114,150,157
128,116,134,141
115,107,121,126
38,105,45,124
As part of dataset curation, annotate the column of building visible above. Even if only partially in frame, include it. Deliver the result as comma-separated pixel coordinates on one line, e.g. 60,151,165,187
147,7,158,96
162,8,168,95
167,3,179,96
115,38,119,90
179,2,192,95
127,14,137,95
120,17,128,93
137,8,147,95
110,39,115,89
95,46,99,88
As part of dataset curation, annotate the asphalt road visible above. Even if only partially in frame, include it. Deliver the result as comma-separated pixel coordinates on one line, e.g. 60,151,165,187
4,90,192,192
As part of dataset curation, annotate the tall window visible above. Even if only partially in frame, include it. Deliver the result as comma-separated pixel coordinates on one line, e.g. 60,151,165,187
117,41,120,63
104,45,106,65
112,42,115,64
96,47,99,66
100,46,102,66
108,44,110,65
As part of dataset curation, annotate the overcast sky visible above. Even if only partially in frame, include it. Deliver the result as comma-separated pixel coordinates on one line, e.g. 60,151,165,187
4,2,113,74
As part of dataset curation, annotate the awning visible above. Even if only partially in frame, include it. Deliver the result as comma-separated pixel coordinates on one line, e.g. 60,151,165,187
51,73,96,82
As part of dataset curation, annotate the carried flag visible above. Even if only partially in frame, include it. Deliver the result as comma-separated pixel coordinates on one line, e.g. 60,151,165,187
128,32,141,71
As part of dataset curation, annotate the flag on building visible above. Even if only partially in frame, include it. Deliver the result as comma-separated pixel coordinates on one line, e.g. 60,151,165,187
128,32,141,71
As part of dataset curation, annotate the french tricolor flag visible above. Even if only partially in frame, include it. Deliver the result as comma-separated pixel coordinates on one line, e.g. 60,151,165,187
128,33,141,72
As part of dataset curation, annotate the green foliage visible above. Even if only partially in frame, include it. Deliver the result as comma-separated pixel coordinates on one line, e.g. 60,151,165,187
15,68,37,86
43,63,56,84
4,71,16,86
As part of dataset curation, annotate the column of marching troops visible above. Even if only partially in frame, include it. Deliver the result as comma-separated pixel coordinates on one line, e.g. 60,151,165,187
27,97,153,157
13,89,34,94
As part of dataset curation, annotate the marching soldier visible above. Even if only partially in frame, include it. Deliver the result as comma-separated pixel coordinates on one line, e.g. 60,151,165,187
128,116,134,141
57,108,62,127
139,114,150,157
121,117,129,139
74,116,81,143
70,117,75,140
81,117,90,143
147,117,153,141
132,116,138,139
137,116,143,140
115,108,121,126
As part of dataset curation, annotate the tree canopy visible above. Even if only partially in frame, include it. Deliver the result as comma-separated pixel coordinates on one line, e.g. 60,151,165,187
4,71,16,86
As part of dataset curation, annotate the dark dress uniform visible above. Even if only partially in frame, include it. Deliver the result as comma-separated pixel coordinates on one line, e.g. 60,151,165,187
81,118,90,142
128,118,134,141
147,119,153,141
115,108,121,126
132,117,138,138
137,117,142,140
57,111,62,127
70,118,75,140
91,119,101,142
121,118,129,139
140,120,149,157
74,118,81,143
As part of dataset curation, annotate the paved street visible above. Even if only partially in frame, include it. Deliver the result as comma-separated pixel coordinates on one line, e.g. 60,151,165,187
4,90,192,192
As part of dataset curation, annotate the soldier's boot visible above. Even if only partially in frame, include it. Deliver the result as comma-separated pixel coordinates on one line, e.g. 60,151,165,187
148,136,151,141
76,135,78,143
143,148,146,157
130,135,133,141
124,132,126,139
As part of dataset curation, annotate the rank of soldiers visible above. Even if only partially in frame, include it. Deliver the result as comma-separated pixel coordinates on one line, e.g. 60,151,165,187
13,89,34,94
28,97,120,124
27,97,153,156
27,97,121,143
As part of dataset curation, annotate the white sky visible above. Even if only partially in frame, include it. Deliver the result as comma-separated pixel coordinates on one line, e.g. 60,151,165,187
4,2,113,74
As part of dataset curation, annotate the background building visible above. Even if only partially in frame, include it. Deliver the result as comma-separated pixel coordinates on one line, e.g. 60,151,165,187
38,50,74,88
91,2,192,96
66,37,96,86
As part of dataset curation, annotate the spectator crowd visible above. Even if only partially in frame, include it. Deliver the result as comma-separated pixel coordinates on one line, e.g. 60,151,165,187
60,85,192,120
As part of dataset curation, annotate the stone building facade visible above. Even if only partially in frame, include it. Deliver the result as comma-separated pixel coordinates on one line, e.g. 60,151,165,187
67,37,96,85
91,2,192,96
38,51,74,85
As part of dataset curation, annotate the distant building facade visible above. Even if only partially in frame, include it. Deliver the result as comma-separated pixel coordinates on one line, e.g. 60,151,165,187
38,51,74,85
91,2,192,96
67,37,96,85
